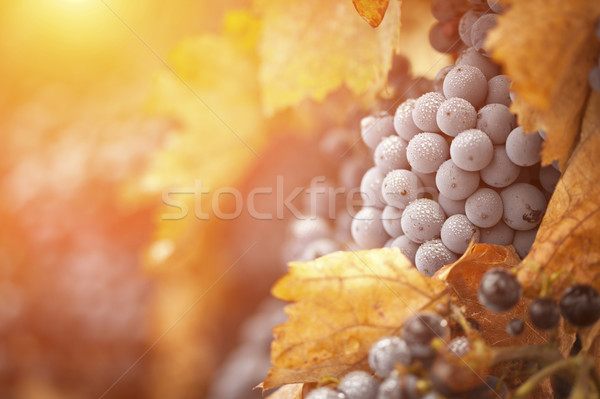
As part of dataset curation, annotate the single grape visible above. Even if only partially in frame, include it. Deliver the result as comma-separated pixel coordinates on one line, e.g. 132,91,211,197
361,113,395,150
381,205,404,238
559,284,600,327
471,14,497,51
450,129,494,171
486,75,512,106
403,312,449,345
441,214,480,254
447,336,471,358
394,99,421,141
389,235,420,264
476,104,516,145
401,199,446,243
431,0,467,22
456,47,501,80
479,220,515,246
465,188,503,228
539,165,561,193
437,194,466,217
406,132,450,174
412,92,446,133
415,239,458,276
506,318,524,336
306,387,345,399
434,65,454,95
487,0,504,13
368,336,411,377
478,268,522,312
338,371,379,399
443,65,488,108
480,145,520,188
435,159,480,200
459,10,484,47
500,183,547,231
512,229,537,259
381,169,421,209
505,127,542,167
361,167,386,208
374,136,410,175
351,208,390,249
436,97,477,137
529,298,560,330
429,22,462,54
377,374,419,399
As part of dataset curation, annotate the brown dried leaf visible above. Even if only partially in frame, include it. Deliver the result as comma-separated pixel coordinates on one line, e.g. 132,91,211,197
264,383,306,399
264,248,449,390
436,244,547,347
486,0,600,169
352,0,390,27
517,91,600,297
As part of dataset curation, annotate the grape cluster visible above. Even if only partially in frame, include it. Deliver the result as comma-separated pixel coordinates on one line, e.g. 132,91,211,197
306,312,509,399
478,268,600,331
350,0,561,276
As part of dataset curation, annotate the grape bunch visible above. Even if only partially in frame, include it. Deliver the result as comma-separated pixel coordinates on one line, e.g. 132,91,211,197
349,0,562,277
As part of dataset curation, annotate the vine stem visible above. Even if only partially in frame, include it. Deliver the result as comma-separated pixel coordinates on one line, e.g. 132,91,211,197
511,357,578,399
491,345,562,367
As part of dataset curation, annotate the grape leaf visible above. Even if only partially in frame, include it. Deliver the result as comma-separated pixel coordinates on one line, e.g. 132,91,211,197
486,0,600,169
263,248,449,389
435,244,547,347
264,383,306,399
255,0,400,115
352,0,390,27
517,91,600,297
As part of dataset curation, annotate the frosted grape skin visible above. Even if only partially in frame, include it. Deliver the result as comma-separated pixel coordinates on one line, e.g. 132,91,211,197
456,47,501,80
486,75,512,107
338,371,379,399
458,10,484,47
351,207,390,249
381,169,421,209
360,167,386,208
513,229,537,259
374,135,409,174
435,159,480,200
406,132,450,174
441,214,480,254
505,127,543,167
394,99,422,141
415,239,458,277
401,198,447,243
389,235,420,264
361,113,395,149
443,64,488,109
500,183,547,231
381,205,404,238
471,14,498,51
479,220,515,246
465,188,504,228
436,97,477,137
480,145,521,188
476,104,516,145
450,129,494,171
412,92,446,133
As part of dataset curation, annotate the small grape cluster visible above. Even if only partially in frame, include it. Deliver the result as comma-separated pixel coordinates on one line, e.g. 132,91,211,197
478,268,600,331
350,0,561,276
306,312,508,399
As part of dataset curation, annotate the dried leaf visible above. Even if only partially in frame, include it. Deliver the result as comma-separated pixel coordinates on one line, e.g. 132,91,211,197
436,244,547,347
352,0,390,27
486,0,600,169
517,91,600,297
256,0,400,114
264,383,306,399
264,248,449,389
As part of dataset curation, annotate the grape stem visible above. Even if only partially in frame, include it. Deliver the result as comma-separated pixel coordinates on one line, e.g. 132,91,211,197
511,357,577,399
492,344,562,367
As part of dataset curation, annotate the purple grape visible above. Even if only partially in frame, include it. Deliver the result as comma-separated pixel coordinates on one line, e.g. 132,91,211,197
539,165,561,193
441,214,480,254
401,198,446,243
374,135,410,174
360,167,386,208
486,75,512,106
512,229,537,259
381,169,421,209
361,113,395,150
480,145,520,188
394,99,421,141
389,235,420,264
351,207,389,249
368,336,411,377
443,64,488,109
476,104,516,145
456,47,501,80
436,97,477,137
436,159,480,200
465,188,503,228
559,284,600,327
407,132,450,174
450,129,494,171
415,239,458,276
500,183,547,231
459,10,484,47
471,14,497,51
479,220,515,246
381,205,404,238
478,268,522,312
505,127,542,167
412,92,446,133
438,193,466,216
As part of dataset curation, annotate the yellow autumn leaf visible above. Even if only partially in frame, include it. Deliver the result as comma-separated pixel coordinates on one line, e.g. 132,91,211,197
263,248,449,390
352,0,391,27
255,0,400,115
486,0,600,169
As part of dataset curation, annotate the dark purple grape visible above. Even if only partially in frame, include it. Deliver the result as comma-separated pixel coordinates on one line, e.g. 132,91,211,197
402,312,449,346
478,268,522,312
559,284,600,327
529,298,560,330
506,318,524,336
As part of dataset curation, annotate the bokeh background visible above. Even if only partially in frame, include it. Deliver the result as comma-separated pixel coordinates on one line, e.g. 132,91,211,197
0,0,444,398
